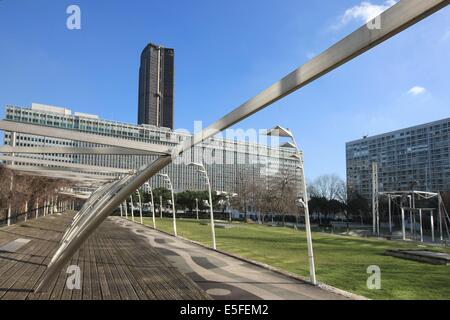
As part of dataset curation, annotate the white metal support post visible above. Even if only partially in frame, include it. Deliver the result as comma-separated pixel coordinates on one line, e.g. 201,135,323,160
401,208,406,241
148,186,156,229
136,190,143,224
438,194,444,243
372,162,379,235
266,126,317,285
188,163,217,250
431,211,435,242
129,196,135,222
388,195,392,234
159,174,177,236
195,198,199,220
419,209,423,243
124,201,128,219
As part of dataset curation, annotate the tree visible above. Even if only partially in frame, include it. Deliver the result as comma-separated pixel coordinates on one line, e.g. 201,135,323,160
347,193,370,224
308,174,346,201
307,174,347,225
0,165,73,223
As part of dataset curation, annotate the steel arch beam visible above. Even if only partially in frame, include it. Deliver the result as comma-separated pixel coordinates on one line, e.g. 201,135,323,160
0,146,154,155
36,0,450,291
0,155,133,174
4,165,116,181
0,120,171,155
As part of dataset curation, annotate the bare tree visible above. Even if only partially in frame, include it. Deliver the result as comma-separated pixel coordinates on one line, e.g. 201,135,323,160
309,174,346,201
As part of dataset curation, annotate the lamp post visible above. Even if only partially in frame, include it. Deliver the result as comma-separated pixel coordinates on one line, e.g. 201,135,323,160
123,201,128,219
266,125,317,285
188,162,216,250
159,195,163,219
129,195,135,222
195,198,199,220
135,190,143,224
159,173,177,236
145,182,156,229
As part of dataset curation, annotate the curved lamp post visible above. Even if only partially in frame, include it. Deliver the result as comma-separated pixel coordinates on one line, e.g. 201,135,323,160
159,173,177,236
266,125,317,285
188,162,216,250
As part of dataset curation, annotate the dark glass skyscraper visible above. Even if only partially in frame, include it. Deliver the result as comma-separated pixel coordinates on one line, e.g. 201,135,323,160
138,43,174,129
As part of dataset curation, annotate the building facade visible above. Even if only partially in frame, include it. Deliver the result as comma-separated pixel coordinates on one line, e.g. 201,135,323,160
346,118,450,202
138,43,174,129
3,104,305,202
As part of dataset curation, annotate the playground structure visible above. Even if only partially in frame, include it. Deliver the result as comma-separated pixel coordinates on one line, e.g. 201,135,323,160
375,191,450,244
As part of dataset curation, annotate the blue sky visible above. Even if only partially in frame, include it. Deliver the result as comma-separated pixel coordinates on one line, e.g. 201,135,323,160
1,0,449,181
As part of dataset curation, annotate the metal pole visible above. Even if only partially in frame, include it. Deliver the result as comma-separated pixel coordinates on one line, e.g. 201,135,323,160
149,187,156,229
195,198,199,220
35,199,39,219
388,195,392,234
24,201,28,222
291,136,317,285
124,201,128,219
129,196,135,222
431,210,435,242
409,195,413,235
419,209,423,242
204,170,216,250
119,204,123,217
137,191,143,224
7,132,16,226
160,195,163,219
401,208,406,241
438,194,444,243
168,180,177,237
372,162,379,235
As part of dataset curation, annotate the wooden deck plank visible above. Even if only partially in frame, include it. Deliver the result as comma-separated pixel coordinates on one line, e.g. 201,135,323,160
0,212,209,300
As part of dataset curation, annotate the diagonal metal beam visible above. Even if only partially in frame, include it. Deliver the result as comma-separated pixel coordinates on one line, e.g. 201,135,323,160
0,120,171,155
5,165,116,181
0,145,153,155
0,155,133,174
36,0,450,291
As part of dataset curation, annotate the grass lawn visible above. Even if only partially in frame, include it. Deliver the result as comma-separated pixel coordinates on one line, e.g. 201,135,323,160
139,216,450,300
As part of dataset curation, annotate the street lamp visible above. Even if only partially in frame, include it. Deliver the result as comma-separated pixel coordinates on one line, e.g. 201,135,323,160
158,173,177,236
188,162,216,250
129,195,135,222
266,125,317,285
144,182,156,229
135,190,143,225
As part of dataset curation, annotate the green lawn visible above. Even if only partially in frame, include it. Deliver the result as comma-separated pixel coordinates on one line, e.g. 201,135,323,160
139,216,450,300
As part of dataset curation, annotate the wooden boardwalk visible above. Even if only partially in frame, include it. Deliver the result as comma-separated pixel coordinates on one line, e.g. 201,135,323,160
0,212,210,300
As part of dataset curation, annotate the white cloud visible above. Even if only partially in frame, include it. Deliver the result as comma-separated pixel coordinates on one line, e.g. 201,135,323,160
306,52,316,60
339,0,397,26
443,29,450,41
407,86,427,96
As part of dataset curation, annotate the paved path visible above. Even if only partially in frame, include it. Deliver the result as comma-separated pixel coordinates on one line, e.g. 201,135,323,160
0,212,209,300
113,217,349,300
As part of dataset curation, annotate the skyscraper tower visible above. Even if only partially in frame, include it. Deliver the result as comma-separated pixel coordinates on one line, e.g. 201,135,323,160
138,43,174,129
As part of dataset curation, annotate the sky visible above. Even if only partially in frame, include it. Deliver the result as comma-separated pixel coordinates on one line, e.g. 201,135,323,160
1,0,449,181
